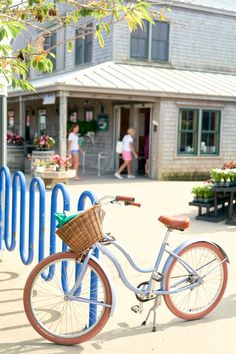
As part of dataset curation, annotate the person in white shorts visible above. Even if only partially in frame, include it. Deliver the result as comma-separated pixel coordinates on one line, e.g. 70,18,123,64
67,124,85,180
115,127,138,179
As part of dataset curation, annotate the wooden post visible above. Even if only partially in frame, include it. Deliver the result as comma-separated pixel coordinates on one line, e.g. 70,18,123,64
0,95,7,166
19,96,25,138
59,91,68,158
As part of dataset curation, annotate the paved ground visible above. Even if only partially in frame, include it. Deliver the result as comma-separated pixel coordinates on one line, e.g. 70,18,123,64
0,175,235,353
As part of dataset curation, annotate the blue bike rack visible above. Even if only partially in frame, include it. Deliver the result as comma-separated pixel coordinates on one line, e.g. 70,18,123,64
77,190,98,327
0,166,11,252
0,166,99,326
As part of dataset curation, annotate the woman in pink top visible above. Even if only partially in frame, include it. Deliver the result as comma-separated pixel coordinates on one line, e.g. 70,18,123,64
115,127,138,179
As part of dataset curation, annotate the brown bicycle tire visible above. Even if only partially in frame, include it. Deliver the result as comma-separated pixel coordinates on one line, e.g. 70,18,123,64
23,251,112,345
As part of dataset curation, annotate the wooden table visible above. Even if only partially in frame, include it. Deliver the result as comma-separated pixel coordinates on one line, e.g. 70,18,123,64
213,186,236,225
34,169,76,188
190,185,236,224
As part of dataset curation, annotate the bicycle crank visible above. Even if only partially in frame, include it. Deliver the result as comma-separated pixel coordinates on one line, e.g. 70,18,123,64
135,281,156,302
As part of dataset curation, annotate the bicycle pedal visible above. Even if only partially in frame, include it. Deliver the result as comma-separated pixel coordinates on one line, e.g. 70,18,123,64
131,304,143,314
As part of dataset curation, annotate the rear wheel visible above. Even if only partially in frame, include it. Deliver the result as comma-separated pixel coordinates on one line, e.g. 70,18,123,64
164,242,228,320
24,252,112,345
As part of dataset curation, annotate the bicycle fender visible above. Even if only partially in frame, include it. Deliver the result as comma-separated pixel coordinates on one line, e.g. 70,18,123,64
161,237,229,289
90,255,116,317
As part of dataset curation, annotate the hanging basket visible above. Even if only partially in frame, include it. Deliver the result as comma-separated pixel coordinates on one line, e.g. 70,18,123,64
56,205,105,254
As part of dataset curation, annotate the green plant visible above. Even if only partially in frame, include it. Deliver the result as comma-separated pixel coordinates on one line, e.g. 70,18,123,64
192,186,204,199
67,120,97,135
203,185,214,199
192,185,214,200
210,168,224,183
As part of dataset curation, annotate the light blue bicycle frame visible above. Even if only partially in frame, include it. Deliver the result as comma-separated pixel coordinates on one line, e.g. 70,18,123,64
66,227,226,303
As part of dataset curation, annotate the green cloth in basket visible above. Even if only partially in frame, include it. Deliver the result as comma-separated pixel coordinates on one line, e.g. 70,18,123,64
55,212,82,227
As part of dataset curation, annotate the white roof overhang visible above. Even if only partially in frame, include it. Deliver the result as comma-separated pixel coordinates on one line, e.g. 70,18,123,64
8,62,236,102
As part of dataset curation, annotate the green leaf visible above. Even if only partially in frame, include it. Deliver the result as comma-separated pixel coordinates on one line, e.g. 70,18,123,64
66,40,73,53
102,22,110,35
0,28,8,42
7,22,26,38
98,34,104,48
49,52,55,58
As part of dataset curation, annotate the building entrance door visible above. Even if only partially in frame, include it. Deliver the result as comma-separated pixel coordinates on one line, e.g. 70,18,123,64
137,108,150,175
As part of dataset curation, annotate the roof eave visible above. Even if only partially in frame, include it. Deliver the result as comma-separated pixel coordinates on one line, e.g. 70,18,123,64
8,83,236,103
157,1,236,18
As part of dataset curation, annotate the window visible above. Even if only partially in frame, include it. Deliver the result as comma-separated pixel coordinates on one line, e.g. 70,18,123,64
130,22,149,60
44,32,57,71
130,20,169,62
75,23,92,65
201,110,221,154
178,109,198,155
177,109,221,156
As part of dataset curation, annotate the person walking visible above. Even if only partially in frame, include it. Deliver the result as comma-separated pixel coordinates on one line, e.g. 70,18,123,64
67,123,84,180
115,127,138,179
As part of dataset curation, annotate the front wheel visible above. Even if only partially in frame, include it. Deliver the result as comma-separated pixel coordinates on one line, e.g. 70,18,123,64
164,242,228,320
23,252,112,345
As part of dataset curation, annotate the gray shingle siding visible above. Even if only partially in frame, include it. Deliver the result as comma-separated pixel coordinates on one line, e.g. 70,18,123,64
170,8,236,72
158,99,236,179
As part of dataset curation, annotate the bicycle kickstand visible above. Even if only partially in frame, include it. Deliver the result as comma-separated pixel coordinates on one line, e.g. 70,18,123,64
141,295,161,332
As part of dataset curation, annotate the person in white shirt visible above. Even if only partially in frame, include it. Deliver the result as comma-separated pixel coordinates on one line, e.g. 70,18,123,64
115,127,138,179
67,124,84,180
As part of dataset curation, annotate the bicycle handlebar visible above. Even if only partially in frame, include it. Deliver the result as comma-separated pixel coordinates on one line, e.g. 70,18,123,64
115,196,135,202
96,195,141,207
124,201,141,207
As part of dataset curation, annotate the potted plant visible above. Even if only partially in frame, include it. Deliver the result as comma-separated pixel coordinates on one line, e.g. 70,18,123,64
7,132,24,145
34,134,55,151
191,186,204,202
210,168,224,187
203,185,214,203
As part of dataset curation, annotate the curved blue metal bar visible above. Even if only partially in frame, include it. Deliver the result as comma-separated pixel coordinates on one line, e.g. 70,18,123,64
29,177,46,264
77,190,97,211
42,183,71,282
9,172,26,254
77,190,99,327
0,167,11,251
50,183,70,255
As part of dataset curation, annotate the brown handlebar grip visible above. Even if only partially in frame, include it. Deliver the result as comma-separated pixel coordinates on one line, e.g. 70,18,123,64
130,202,141,207
116,196,135,202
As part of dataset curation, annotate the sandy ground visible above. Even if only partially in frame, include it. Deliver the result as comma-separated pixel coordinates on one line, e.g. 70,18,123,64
0,176,235,354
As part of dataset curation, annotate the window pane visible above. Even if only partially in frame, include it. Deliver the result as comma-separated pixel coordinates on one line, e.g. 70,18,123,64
178,109,198,155
75,39,83,65
84,24,92,63
152,22,169,41
151,22,169,62
44,33,56,70
201,110,220,154
75,24,93,65
131,21,149,59
152,41,168,61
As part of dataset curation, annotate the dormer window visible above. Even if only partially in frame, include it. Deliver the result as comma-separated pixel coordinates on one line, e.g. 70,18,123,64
44,32,57,71
75,23,93,65
130,20,169,62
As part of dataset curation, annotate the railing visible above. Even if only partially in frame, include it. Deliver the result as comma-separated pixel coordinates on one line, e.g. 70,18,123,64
81,151,115,176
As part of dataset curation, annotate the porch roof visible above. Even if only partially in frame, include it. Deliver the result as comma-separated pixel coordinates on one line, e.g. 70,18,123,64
8,62,236,101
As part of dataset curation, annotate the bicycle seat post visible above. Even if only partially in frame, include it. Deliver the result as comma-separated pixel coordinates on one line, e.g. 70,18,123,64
163,227,173,244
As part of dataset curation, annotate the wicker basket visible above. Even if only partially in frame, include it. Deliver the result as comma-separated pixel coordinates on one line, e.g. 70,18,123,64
56,205,104,254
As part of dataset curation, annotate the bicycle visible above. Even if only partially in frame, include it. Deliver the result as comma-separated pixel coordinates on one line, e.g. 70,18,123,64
23,195,229,345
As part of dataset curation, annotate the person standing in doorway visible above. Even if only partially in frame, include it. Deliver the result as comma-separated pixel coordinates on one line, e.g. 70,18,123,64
144,135,149,177
115,127,138,179
67,123,84,180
